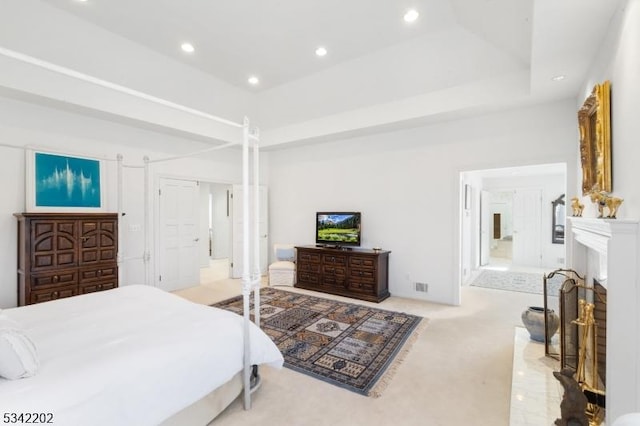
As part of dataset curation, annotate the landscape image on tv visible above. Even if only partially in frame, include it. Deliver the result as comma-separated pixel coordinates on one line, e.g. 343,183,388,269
317,213,360,244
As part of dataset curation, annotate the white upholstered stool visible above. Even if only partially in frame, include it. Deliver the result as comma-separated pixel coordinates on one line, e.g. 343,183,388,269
268,245,296,287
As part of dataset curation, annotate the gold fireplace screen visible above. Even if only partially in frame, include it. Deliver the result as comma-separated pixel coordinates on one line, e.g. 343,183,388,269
544,269,607,422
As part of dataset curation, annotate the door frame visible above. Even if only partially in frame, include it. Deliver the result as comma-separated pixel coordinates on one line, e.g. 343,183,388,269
458,163,567,303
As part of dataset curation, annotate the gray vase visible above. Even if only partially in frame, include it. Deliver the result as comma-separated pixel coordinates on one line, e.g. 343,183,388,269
521,306,560,342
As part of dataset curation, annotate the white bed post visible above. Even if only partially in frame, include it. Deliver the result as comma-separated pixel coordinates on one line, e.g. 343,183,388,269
116,154,124,269
242,117,252,410
251,128,261,329
143,156,151,286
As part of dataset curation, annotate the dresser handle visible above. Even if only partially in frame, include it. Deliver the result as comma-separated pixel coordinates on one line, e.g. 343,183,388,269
52,275,59,283
98,284,103,290
52,291,59,298
97,270,102,277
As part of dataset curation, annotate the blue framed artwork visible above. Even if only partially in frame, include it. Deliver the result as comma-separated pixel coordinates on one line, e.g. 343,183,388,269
26,150,105,212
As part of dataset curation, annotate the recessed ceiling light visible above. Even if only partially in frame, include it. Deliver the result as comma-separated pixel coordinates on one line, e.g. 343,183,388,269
248,76,260,86
181,43,195,53
404,9,419,23
551,75,566,81
315,46,328,57
76,0,88,2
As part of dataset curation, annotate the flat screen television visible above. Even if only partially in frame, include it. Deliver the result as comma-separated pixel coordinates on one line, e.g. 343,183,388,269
316,212,361,247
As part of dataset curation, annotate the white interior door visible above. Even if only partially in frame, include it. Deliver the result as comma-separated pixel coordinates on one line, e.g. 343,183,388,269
512,189,542,267
480,190,491,266
158,178,200,291
231,185,268,279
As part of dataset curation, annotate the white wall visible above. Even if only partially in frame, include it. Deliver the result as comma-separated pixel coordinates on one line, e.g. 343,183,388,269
576,0,640,219
0,95,264,308
574,0,640,420
268,100,578,305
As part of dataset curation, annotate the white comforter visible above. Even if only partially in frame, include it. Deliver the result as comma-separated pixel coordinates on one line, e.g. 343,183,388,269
0,285,283,426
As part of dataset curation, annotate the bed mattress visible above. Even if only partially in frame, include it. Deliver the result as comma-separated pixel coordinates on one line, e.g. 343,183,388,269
0,285,283,426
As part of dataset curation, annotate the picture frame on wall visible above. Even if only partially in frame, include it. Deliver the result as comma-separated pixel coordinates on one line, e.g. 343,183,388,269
25,150,106,212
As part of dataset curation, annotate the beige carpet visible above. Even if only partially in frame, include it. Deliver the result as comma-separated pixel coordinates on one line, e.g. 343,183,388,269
174,279,543,426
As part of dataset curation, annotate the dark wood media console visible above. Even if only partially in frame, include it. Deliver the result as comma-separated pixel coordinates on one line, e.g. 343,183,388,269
295,245,390,303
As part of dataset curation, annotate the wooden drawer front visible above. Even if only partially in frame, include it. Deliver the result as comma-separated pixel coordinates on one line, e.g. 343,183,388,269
79,280,117,295
323,265,346,276
350,268,376,280
298,271,320,285
348,278,375,293
322,254,346,266
350,256,376,270
323,274,346,287
80,265,118,283
81,248,118,264
298,252,321,264
31,270,78,289
29,284,77,304
298,262,321,273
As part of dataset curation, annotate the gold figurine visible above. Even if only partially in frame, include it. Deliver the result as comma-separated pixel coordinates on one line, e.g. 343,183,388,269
571,197,585,217
589,191,624,218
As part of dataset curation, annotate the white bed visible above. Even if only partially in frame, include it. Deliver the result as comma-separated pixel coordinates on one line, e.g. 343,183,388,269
0,285,283,426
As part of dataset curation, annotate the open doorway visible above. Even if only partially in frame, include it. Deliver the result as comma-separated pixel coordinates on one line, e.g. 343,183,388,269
487,191,514,266
460,163,567,290
199,182,233,284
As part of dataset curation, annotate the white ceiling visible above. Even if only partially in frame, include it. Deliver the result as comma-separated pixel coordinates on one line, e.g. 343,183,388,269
40,0,617,92
4,0,624,148
42,0,461,91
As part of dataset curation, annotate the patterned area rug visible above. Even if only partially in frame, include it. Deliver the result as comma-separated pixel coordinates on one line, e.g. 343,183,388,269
470,270,563,295
213,287,425,397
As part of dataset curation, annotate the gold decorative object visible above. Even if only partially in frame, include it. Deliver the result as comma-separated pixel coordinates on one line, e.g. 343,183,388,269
544,269,584,360
551,272,607,425
579,81,612,195
573,299,605,425
570,197,584,217
589,191,624,218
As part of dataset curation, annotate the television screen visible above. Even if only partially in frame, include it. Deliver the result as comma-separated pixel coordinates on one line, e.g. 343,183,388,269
316,212,361,246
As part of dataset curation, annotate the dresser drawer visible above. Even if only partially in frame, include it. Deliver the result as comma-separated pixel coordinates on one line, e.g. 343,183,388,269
298,252,321,264
347,278,375,294
79,265,118,283
30,270,78,289
298,262,321,273
322,254,346,266
349,268,376,280
350,256,376,270
79,280,117,294
298,271,320,285
29,284,78,304
323,274,346,287
323,265,346,276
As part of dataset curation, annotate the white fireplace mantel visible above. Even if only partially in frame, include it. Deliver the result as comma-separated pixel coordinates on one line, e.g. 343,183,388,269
567,217,640,422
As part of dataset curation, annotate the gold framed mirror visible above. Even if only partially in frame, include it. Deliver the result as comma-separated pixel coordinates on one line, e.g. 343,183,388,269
578,81,611,195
